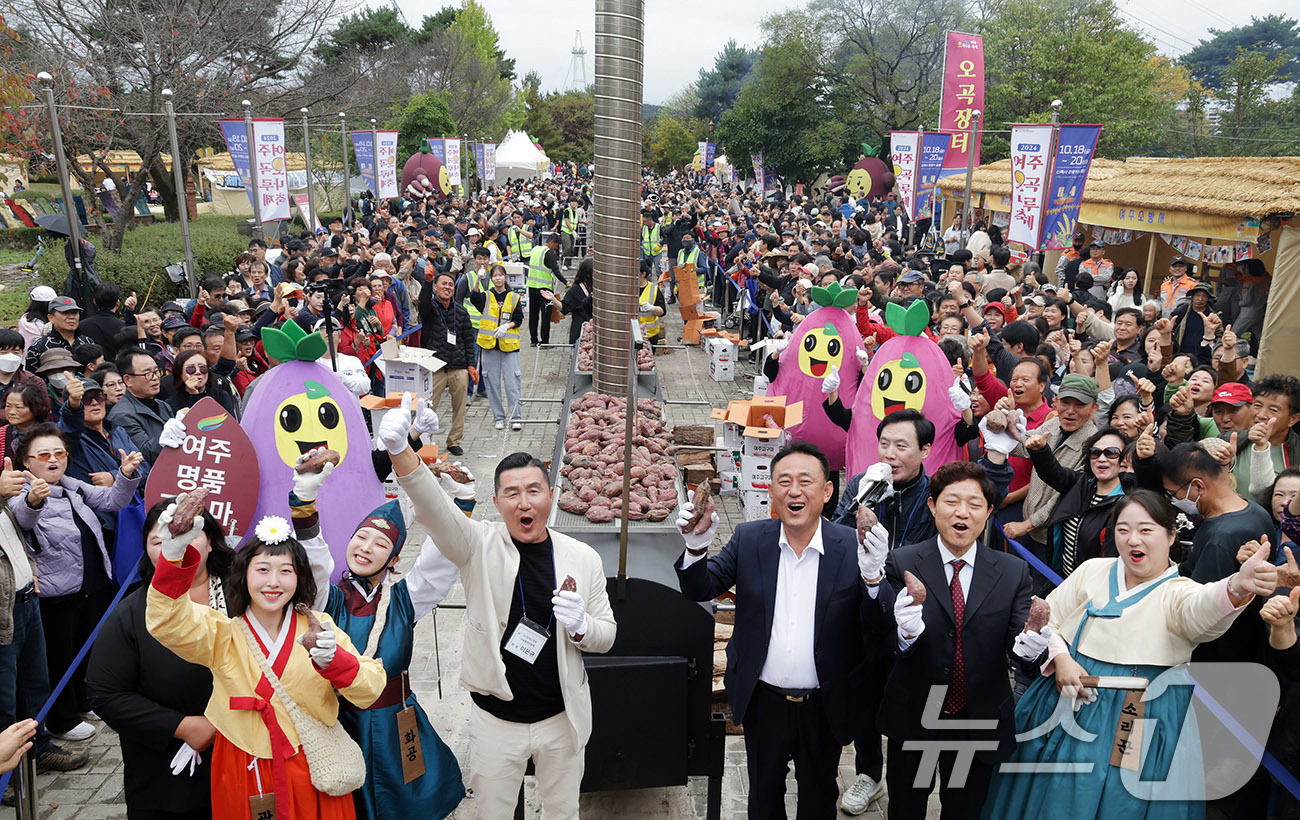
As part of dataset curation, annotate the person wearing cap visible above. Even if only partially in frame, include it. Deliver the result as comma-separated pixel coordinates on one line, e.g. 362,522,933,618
1055,230,1087,286
232,325,269,396
506,212,534,261
57,374,150,532
25,297,94,376
1003,375,1101,551
525,234,567,347
1159,255,1199,317
184,275,228,328
35,349,81,415
373,252,411,331
892,270,927,304
18,285,57,352
559,197,584,263
1170,280,1218,356
1078,240,1114,298
286,458,466,820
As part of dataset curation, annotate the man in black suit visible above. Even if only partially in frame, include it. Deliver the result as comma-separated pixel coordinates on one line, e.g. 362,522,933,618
864,460,1047,820
675,441,881,819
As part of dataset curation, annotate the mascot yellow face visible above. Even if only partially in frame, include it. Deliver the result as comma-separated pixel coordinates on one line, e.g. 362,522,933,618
799,323,844,379
273,379,349,468
846,166,872,199
437,165,450,195
872,353,926,417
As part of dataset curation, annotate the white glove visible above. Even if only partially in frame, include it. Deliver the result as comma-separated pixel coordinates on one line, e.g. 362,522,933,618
374,393,413,455
894,588,926,643
676,502,719,553
159,417,187,449
1013,625,1053,661
156,497,204,562
437,462,476,500
550,589,589,637
821,364,841,395
308,626,337,668
979,414,1020,456
858,522,889,582
638,302,654,314
291,449,334,501
168,743,202,777
412,400,440,436
948,380,972,412
493,324,511,339
856,348,870,368
769,337,789,356
340,369,370,397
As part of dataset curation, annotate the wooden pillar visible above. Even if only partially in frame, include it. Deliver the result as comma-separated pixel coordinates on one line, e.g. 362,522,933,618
1142,231,1158,298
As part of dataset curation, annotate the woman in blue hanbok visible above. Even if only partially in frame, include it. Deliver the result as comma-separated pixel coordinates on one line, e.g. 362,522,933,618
290,445,467,820
982,490,1277,820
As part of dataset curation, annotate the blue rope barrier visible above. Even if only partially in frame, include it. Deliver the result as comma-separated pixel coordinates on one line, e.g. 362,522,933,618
996,523,1300,802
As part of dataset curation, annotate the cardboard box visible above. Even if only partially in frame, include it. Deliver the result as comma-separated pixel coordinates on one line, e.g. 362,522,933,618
704,336,736,364
503,261,527,290
710,396,803,458
710,358,735,382
753,375,770,395
379,338,445,399
740,490,772,522
740,454,773,491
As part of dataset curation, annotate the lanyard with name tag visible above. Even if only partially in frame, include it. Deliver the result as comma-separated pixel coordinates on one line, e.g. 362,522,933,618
503,575,552,665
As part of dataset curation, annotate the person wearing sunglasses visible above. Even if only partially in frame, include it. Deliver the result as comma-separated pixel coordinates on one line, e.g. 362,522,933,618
58,375,151,532
7,423,142,744
1024,426,1137,578
167,349,237,417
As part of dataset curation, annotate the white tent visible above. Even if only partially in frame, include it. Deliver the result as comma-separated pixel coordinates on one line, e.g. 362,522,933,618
494,130,550,181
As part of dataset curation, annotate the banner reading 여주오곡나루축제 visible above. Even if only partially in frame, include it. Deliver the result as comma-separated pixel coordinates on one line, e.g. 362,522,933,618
444,137,462,187
1040,124,1103,250
889,131,920,220
1008,124,1054,248
939,31,984,179
376,130,400,199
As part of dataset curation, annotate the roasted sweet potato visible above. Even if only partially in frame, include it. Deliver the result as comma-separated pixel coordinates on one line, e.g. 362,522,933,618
296,604,325,649
855,503,877,543
1024,596,1050,633
683,483,714,535
903,570,927,605
294,448,340,474
168,488,210,537
431,460,471,484
561,575,578,593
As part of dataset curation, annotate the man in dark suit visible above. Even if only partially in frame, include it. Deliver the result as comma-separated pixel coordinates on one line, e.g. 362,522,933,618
675,441,881,819
864,460,1047,820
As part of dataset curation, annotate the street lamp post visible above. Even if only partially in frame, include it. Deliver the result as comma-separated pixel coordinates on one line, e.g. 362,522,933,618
340,112,350,226
243,99,263,240
961,109,982,243
36,72,85,287
301,108,316,232
162,88,197,298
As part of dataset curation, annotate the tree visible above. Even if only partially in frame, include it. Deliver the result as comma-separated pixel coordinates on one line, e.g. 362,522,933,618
392,92,457,159
648,116,698,172
1217,48,1299,156
313,7,410,68
694,40,757,121
0,16,37,170
1180,15,1299,91
979,0,1175,160
519,72,562,153
544,89,594,165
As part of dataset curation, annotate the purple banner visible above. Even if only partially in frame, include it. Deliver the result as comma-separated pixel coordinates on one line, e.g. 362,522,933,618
472,142,485,179
914,132,951,221
705,142,716,169
1041,124,1102,250
219,120,255,209
350,131,377,196
427,137,445,165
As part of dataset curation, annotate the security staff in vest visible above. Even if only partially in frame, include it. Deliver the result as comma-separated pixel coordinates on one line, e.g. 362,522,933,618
507,212,534,261
526,234,567,347
638,259,668,353
559,197,584,265
676,231,707,299
640,210,664,280
457,246,493,403
470,264,525,432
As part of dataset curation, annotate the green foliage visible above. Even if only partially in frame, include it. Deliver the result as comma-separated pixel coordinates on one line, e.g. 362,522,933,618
452,0,516,80
545,89,594,166
0,227,43,250
1212,48,1300,156
34,216,251,303
313,7,411,65
648,117,699,172
695,40,758,121
980,0,1173,160
390,92,457,161
1180,15,1299,91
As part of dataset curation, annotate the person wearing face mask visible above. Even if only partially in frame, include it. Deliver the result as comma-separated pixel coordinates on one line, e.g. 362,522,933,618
35,348,81,416
0,329,43,425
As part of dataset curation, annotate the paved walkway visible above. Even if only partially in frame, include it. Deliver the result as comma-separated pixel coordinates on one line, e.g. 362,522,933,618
4,302,913,819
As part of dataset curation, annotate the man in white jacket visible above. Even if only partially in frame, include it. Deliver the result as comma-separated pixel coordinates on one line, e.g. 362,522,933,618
377,396,616,820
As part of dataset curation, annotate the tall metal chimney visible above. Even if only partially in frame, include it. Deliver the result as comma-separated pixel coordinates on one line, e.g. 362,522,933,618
591,0,645,395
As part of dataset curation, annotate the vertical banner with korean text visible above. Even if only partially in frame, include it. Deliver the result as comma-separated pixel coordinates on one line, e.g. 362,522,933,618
251,119,289,221
291,194,320,230
698,141,708,167
939,32,984,178
1040,124,1103,250
472,142,485,180
752,153,765,192
1008,124,1054,248
427,137,445,165
705,142,716,170
219,120,254,210
914,132,951,220
889,131,921,219
484,143,497,184
350,131,377,196
444,137,462,187
376,130,399,198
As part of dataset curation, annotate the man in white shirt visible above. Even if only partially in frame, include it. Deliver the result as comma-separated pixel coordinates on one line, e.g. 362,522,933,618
675,441,874,819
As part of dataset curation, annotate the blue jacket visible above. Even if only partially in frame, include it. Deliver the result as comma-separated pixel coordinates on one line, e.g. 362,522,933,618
58,405,150,533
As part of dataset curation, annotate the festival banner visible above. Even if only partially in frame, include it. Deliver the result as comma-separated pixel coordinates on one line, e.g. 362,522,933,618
426,137,446,165
376,130,399,198
251,119,290,221
1040,124,1103,250
350,131,378,196
938,31,985,177
705,142,717,170
889,131,921,220
444,137,462,187
484,143,497,184
752,153,765,192
472,142,485,179
291,194,319,230
698,141,708,167
218,120,254,210
1008,124,1053,248
914,132,951,221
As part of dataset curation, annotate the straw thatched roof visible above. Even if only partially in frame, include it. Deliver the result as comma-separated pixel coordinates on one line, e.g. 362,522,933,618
75,150,172,173
937,156,1300,219
198,151,317,172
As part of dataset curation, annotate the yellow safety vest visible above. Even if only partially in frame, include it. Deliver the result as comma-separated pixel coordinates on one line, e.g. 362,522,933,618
638,280,663,338
678,246,705,286
509,226,533,259
462,269,485,320
641,225,662,256
477,290,520,352
561,208,580,236
525,245,554,291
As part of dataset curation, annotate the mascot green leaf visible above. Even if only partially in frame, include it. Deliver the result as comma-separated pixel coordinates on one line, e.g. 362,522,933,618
885,300,931,338
810,281,860,310
262,320,327,363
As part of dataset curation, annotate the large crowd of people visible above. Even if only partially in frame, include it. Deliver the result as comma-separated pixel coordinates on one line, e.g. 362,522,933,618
0,164,1293,820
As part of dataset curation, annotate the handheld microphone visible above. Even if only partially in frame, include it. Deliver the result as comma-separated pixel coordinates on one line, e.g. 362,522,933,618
855,462,894,509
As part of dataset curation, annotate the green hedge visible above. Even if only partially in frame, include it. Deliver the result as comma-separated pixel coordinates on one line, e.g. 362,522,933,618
0,227,43,250
34,215,252,303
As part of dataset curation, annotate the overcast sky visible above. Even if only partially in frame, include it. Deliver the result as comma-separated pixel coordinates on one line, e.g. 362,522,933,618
394,0,1298,104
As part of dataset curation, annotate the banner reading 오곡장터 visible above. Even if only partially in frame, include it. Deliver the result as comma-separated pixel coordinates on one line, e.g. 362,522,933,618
939,32,984,178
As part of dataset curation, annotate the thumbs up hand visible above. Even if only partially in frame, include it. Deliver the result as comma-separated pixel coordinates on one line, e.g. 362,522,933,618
0,458,23,499
1231,539,1278,603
